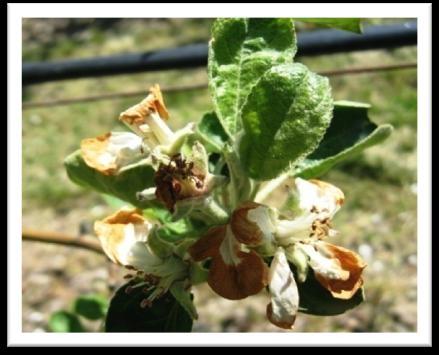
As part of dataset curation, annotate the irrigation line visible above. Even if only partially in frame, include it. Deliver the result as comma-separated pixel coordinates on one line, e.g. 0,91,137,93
23,21,417,85
22,62,416,110
22,228,104,255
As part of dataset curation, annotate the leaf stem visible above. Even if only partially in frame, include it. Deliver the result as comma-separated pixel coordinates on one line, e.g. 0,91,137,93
199,198,230,225
254,172,291,203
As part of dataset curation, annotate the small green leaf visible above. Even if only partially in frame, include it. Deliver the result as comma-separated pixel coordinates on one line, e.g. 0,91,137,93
209,18,297,136
105,281,193,332
296,269,365,316
64,150,157,209
170,282,198,320
49,311,85,332
295,18,362,33
240,63,333,180
73,294,109,321
294,101,393,178
196,112,229,153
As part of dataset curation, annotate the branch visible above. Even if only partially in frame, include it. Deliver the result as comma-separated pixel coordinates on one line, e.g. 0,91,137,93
22,229,104,255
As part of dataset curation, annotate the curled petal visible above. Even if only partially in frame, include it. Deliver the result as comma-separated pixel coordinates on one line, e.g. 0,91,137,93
94,208,159,268
209,248,268,300
295,177,344,217
189,225,268,300
266,248,299,330
81,132,145,175
301,241,366,299
119,84,169,124
231,202,276,246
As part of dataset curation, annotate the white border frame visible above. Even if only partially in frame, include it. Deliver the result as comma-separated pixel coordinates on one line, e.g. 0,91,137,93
8,3,432,347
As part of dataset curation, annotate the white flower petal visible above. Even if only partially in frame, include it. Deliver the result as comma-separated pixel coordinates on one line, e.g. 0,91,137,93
266,248,299,329
295,178,344,218
274,179,344,244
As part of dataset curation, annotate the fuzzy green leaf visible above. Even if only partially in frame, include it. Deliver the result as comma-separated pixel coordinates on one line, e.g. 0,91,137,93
105,281,193,332
64,150,157,209
295,101,393,178
240,63,333,180
208,18,297,136
295,18,362,33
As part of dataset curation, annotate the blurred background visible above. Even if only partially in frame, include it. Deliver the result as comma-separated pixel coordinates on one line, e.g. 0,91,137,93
22,18,417,332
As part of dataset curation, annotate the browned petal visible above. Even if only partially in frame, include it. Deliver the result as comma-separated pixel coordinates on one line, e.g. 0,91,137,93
315,242,367,299
231,201,265,246
102,208,145,225
94,208,145,265
80,133,117,176
188,225,227,262
149,84,169,120
119,84,169,125
208,250,268,300
266,303,296,330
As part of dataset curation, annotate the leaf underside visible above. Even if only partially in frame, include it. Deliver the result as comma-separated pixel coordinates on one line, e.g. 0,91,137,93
64,150,159,209
105,281,193,332
294,101,393,178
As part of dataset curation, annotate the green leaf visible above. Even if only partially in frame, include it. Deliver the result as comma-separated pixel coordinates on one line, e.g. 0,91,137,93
101,194,133,209
73,294,109,321
295,18,362,33
170,282,198,320
208,18,297,136
64,150,157,209
294,101,393,178
49,311,85,332
296,269,365,316
196,112,229,153
105,281,193,332
239,63,333,180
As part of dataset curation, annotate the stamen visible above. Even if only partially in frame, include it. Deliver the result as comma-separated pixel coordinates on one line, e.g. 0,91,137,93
140,299,152,308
